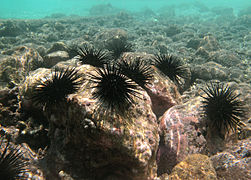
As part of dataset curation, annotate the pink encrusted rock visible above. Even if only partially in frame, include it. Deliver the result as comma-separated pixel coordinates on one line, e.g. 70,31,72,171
146,74,181,119
146,65,182,118
157,97,208,175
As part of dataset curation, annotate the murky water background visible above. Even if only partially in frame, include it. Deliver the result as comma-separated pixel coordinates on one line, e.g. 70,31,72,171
1,0,250,19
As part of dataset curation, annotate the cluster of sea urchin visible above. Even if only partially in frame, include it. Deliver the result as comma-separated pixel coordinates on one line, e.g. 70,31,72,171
201,82,245,136
77,45,111,68
0,138,27,180
118,58,154,90
153,54,187,85
88,64,141,117
32,67,82,107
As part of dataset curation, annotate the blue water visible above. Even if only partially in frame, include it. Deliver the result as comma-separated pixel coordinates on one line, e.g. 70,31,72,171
1,0,251,19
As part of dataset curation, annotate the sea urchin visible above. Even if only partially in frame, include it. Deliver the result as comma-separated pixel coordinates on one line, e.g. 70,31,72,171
106,39,132,60
201,82,245,135
118,58,154,90
77,45,111,67
153,54,187,85
32,67,82,107
88,64,140,117
0,139,27,180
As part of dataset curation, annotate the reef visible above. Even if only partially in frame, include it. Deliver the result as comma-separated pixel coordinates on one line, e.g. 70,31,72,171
0,5,251,179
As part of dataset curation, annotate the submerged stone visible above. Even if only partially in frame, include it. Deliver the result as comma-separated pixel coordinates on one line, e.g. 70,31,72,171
21,63,159,179
157,97,208,175
169,154,217,180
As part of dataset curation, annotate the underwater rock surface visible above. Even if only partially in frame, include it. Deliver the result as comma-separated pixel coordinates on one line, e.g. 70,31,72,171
0,46,43,87
44,50,69,67
157,97,208,174
169,154,217,180
146,67,181,119
210,138,251,180
0,87,19,126
21,63,159,179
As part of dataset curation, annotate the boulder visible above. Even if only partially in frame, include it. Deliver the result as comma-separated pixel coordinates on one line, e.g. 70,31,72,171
209,50,241,67
94,28,128,49
169,154,217,180
187,38,201,50
0,46,44,86
44,51,69,67
0,87,19,126
210,138,251,180
199,35,220,51
146,67,181,118
21,63,160,180
46,42,69,54
157,97,208,175
192,61,228,81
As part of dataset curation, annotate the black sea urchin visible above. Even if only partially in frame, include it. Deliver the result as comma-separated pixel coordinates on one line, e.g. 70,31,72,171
32,67,82,107
0,139,27,180
88,64,140,117
106,39,132,60
153,54,187,85
118,58,154,90
77,46,111,67
201,83,245,135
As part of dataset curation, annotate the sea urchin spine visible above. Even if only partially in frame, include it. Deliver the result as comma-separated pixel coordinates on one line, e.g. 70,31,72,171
153,54,187,85
0,138,27,180
201,82,245,136
118,58,154,90
88,64,141,117
32,67,83,107
77,45,111,67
